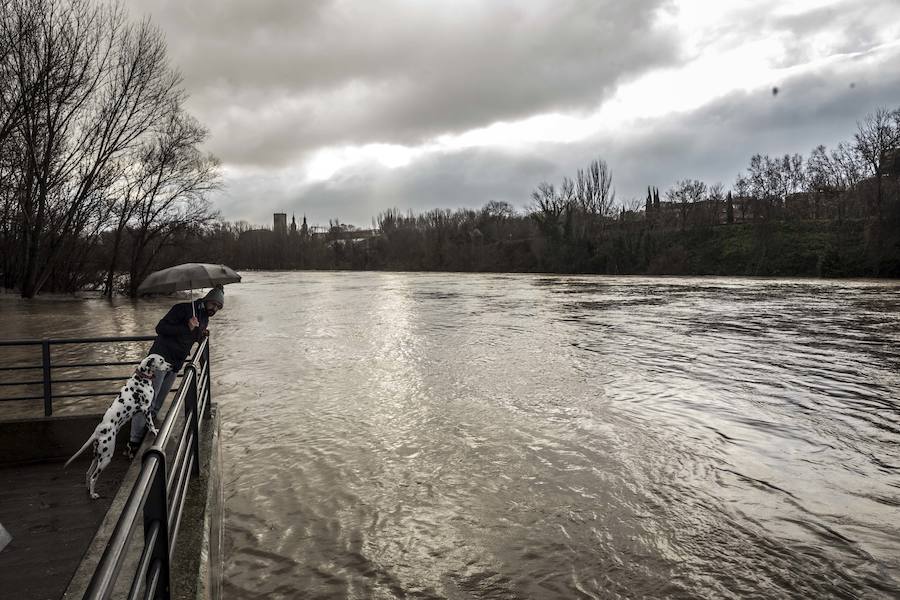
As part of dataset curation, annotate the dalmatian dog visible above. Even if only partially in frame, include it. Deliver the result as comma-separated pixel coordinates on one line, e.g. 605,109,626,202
64,354,171,499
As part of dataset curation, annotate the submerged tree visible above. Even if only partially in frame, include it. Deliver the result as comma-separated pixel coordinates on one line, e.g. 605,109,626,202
0,0,218,296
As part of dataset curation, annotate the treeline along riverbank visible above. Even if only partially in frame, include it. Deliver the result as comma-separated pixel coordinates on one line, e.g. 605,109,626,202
185,213,899,278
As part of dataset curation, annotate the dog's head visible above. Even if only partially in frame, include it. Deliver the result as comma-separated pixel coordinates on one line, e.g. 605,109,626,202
138,354,172,377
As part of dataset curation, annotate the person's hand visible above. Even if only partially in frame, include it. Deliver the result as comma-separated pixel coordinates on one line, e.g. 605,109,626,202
202,329,210,338
188,316,199,331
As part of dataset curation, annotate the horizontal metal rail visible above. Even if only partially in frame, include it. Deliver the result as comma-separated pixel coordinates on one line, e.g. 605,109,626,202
0,360,157,372
0,335,156,347
0,376,128,387
0,364,44,372
54,360,154,369
1,373,185,388
0,388,182,402
0,335,187,414
0,335,156,417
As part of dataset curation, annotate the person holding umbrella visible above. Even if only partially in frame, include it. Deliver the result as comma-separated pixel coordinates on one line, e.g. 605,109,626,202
125,285,225,457
128,262,240,457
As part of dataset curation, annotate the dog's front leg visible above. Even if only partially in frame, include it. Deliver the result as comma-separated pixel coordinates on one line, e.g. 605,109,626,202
146,415,159,437
142,406,159,437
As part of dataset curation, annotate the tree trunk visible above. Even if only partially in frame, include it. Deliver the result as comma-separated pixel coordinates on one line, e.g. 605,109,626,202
104,224,126,297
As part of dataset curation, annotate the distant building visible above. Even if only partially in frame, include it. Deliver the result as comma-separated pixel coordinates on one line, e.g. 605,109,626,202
290,214,298,235
273,213,287,236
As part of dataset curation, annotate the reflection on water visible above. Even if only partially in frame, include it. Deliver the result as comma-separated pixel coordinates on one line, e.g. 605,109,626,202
3,274,900,598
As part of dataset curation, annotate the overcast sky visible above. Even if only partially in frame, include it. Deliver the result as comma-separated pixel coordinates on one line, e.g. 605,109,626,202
126,0,900,227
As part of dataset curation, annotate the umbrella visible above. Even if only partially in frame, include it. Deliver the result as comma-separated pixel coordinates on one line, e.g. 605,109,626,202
137,263,241,317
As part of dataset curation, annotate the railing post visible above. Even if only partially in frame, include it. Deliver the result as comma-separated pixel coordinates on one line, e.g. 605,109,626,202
184,367,201,478
41,340,52,416
203,338,212,419
143,450,171,600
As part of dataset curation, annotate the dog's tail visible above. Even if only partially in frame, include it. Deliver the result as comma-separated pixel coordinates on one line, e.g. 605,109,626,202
64,434,96,469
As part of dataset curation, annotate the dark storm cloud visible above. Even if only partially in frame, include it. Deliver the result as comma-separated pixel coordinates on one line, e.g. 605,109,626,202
557,50,900,204
132,0,678,167
125,0,900,226
214,45,900,227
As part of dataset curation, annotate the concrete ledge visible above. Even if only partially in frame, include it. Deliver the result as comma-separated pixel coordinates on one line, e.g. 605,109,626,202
0,414,115,465
186,404,222,600
171,404,221,600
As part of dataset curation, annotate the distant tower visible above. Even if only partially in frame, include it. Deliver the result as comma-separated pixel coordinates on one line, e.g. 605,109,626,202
290,213,298,235
300,215,309,239
273,213,287,235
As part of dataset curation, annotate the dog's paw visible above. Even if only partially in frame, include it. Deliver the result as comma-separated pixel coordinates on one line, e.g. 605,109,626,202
124,443,138,459
90,492,100,500
148,427,159,437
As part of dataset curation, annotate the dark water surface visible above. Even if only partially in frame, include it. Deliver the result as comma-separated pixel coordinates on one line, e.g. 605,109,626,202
3,273,900,598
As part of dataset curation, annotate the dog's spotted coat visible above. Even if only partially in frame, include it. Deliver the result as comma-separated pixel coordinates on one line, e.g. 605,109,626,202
65,354,171,498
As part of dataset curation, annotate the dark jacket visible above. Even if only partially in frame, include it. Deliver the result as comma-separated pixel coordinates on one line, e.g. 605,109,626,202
149,299,208,372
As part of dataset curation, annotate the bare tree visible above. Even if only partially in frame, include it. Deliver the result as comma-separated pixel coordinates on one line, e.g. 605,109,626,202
1,0,186,296
830,142,866,192
805,142,867,222
10,0,120,296
806,145,836,220
749,154,778,218
481,200,515,220
530,181,565,239
125,111,219,295
853,106,900,218
780,153,806,197
666,179,706,230
575,158,615,216
807,145,838,194
0,0,31,150
707,182,725,225
807,144,862,220
733,173,750,221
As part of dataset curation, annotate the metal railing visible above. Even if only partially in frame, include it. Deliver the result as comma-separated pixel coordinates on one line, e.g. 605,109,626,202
83,335,212,600
0,335,158,415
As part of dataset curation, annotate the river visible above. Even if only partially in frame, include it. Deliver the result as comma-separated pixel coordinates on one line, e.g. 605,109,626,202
2,272,900,598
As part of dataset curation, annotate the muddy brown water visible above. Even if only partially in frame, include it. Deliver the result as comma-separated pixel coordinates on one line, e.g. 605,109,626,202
2,273,899,598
